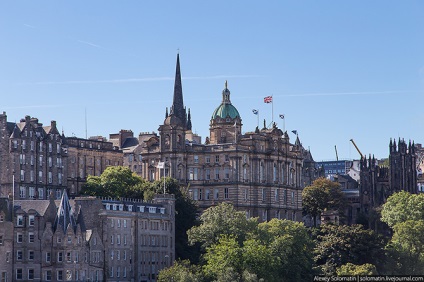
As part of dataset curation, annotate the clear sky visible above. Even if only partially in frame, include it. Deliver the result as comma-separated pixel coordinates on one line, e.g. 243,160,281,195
1,1,423,161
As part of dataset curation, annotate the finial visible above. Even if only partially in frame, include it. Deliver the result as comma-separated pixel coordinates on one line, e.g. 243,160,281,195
225,80,228,89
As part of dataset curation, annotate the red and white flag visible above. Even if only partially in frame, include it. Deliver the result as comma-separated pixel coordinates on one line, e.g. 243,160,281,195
264,96,273,103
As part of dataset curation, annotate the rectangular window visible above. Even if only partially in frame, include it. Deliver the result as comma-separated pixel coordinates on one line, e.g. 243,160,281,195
117,235,121,245
206,169,210,180
275,188,279,202
0,235,3,245
20,169,25,181
215,155,220,163
29,187,35,199
58,252,63,262
45,270,52,281
28,269,34,280
16,269,22,280
117,219,121,228
215,168,219,180
66,252,72,262
224,188,229,199
17,233,23,243
19,186,25,198
123,219,127,228
17,215,24,226
28,250,34,260
224,167,229,179
57,270,63,281
124,235,127,245
16,250,23,260
291,191,295,204
38,188,44,199
214,188,219,200
39,155,43,166
46,252,51,262
28,232,34,243
206,156,210,163
194,155,199,163
48,172,52,184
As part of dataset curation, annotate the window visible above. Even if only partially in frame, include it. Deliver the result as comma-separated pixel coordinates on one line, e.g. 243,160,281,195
48,157,52,167
117,219,121,228
28,269,34,280
20,169,25,181
110,267,114,278
17,215,24,226
39,155,43,166
48,172,52,184
206,156,210,163
224,188,229,199
225,155,229,162
124,235,127,245
262,188,266,201
205,189,210,200
273,164,277,182
29,187,35,198
194,155,199,163
30,170,34,182
275,188,279,202
57,237,61,243
17,250,23,260
19,186,25,198
46,252,51,262
214,188,219,200
28,215,35,226
66,252,72,262
0,235,3,245
224,167,229,179
16,269,22,280
291,191,295,204
110,235,114,245
28,232,34,243
45,270,52,281
17,233,23,243
57,270,63,281
48,143,52,153
215,168,219,180
38,188,44,199
215,155,220,163
117,235,121,245
58,252,63,262
205,169,210,180
28,250,34,260
123,219,127,228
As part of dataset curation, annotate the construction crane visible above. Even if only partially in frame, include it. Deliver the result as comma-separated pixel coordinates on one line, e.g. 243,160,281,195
350,139,364,159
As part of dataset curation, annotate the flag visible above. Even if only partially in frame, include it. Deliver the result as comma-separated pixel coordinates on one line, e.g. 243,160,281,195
252,109,258,115
157,162,165,169
279,114,285,119
264,96,273,103
291,130,297,135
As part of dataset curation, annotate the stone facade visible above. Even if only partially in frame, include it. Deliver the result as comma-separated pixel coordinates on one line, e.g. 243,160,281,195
66,136,123,196
120,54,321,222
0,192,174,282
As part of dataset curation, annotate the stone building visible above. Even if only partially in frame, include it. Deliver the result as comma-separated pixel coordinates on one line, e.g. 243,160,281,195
65,136,123,196
120,54,320,222
0,114,67,201
1,191,174,281
360,139,417,215
0,197,13,282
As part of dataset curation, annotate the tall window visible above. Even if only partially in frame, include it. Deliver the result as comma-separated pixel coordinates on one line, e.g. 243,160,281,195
205,169,210,180
274,188,279,202
224,167,229,179
273,164,277,182
224,188,229,199
260,162,264,182
215,168,220,180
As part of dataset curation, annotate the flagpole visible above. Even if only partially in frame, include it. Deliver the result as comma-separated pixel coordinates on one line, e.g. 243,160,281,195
257,112,259,128
271,95,274,125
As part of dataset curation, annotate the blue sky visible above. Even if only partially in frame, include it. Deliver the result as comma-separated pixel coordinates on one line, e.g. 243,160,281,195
0,1,423,161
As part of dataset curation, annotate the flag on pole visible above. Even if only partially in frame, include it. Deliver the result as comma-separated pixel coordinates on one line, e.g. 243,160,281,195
279,114,285,119
252,109,258,115
264,96,273,103
291,130,297,135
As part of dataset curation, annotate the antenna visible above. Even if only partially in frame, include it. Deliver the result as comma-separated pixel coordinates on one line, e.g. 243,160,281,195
85,108,87,139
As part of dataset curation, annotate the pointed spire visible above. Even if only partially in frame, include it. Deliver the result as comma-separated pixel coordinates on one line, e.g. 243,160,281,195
54,190,77,234
170,53,186,125
165,107,168,119
187,108,192,130
222,80,231,104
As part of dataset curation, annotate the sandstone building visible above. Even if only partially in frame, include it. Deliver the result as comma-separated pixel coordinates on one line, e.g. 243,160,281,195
0,192,174,281
120,54,320,221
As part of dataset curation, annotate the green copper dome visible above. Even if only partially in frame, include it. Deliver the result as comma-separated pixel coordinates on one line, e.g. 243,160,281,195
212,103,240,119
211,81,241,120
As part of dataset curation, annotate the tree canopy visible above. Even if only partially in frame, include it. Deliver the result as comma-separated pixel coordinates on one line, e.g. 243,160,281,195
302,177,345,226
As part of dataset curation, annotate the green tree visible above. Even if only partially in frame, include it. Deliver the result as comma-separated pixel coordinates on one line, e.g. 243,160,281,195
80,166,146,199
314,224,386,275
187,202,257,250
157,260,203,282
302,178,344,227
336,263,377,275
385,220,424,275
381,191,424,228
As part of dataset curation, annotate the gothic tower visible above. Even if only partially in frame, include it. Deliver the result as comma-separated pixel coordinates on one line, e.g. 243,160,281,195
389,138,417,194
209,81,242,144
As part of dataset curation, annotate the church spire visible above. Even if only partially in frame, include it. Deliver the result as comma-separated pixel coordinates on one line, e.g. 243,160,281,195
187,108,192,130
170,53,186,126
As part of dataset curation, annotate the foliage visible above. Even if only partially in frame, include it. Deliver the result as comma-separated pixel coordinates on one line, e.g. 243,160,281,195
157,260,203,282
336,263,377,275
80,166,146,199
81,168,200,262
381,191,424,228
187,202,257,250
314,224,386,275
302,177,345,226
385,220,424,275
